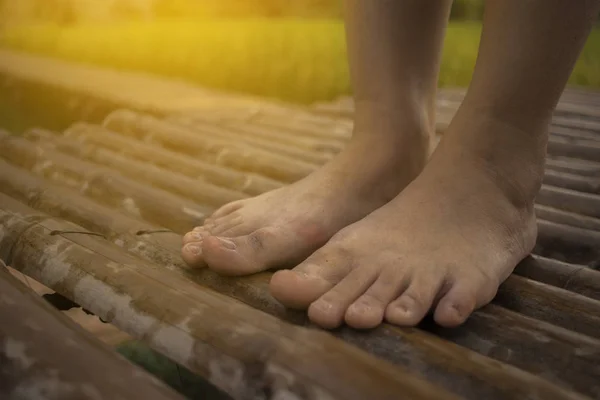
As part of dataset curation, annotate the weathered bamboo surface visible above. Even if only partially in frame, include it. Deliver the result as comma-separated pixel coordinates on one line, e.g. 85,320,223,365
0,194,460,400
0,130,210,234
518,255,600,301
102,110,317,182
0,261,185,400
1,50,600,399
2,159,599,399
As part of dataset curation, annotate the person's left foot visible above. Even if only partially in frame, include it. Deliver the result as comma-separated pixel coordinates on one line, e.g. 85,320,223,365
181,126,430,274
270,117,541,328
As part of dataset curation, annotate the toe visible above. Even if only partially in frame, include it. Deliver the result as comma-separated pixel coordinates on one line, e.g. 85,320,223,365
270,268,334,310
219,224,253,238
210,215,244,236
183,229,206,245
385,272,445,326
308,266,379,329
202,227,283,275
434,274,498,327
345,268,410,329
270,244,354,310
434,296,474,328
209,200,245,220
181,242,206,268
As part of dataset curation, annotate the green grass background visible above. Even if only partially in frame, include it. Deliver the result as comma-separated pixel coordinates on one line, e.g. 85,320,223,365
2,19,599,103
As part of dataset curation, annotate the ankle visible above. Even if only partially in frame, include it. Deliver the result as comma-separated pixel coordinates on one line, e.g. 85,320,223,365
354,102,432,164
352,96,434,145
335,123,429,208
441,109,546,214
349,120,430,182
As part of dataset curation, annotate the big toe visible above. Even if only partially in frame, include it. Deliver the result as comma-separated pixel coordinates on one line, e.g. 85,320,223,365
270,244,353,312
202,227,288,275
270,268,334,310
181,241,206,268
182,228,207,246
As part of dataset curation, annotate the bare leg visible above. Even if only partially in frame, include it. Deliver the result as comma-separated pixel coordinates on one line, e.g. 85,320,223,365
181,1,452,273
270,0,600,329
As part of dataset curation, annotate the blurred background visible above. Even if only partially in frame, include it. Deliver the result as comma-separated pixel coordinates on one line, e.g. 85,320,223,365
0,0,598,104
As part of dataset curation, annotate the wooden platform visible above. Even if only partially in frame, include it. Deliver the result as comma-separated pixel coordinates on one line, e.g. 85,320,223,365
1,50,600,400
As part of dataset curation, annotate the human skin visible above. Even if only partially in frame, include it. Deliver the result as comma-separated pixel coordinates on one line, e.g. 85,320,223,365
183,0,600,329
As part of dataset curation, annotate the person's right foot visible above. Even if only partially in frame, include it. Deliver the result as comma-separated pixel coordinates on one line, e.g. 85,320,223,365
181,126,430,275
270,112,541,329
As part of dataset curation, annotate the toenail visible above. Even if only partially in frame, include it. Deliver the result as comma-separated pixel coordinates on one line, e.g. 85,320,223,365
396,304,412,315
185,244,201,255
191,231,204,240
216,237,236,250
449,303,465,318
350,302,371,313
294,270,310,279
314,300,336,315
193,226,205,232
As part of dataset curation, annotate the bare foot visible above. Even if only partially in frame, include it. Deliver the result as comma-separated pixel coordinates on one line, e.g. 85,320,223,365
181,129,430,274
270,116,540,329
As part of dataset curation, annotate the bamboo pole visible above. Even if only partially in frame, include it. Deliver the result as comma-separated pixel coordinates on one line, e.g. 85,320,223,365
223,120,344,156
535,219,600,265
552,115,600,134
0,159,186,271
0,132,209,233
254,115,352,142
425,304,600,398
542,169,600,194
102,110,316,183
0,261,186,400
545,158,600,177
537,185,600,218
165,116,332,165
246,107,354,141
24,127,248,208
0,197,457,400
182,102,353,142
534,204,600,232
495,274,600,338
551,126,600,144
35,125,282,196
547,137,600,162
515,256,600,301
0,168,597,399
311,102,354,119
167,114,344,156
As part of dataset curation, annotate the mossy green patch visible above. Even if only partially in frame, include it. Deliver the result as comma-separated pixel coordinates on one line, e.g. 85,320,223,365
116,340,230,400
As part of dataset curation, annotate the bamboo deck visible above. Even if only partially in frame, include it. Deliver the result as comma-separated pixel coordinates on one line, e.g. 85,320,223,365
0,260,185,400
1,50,600,400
